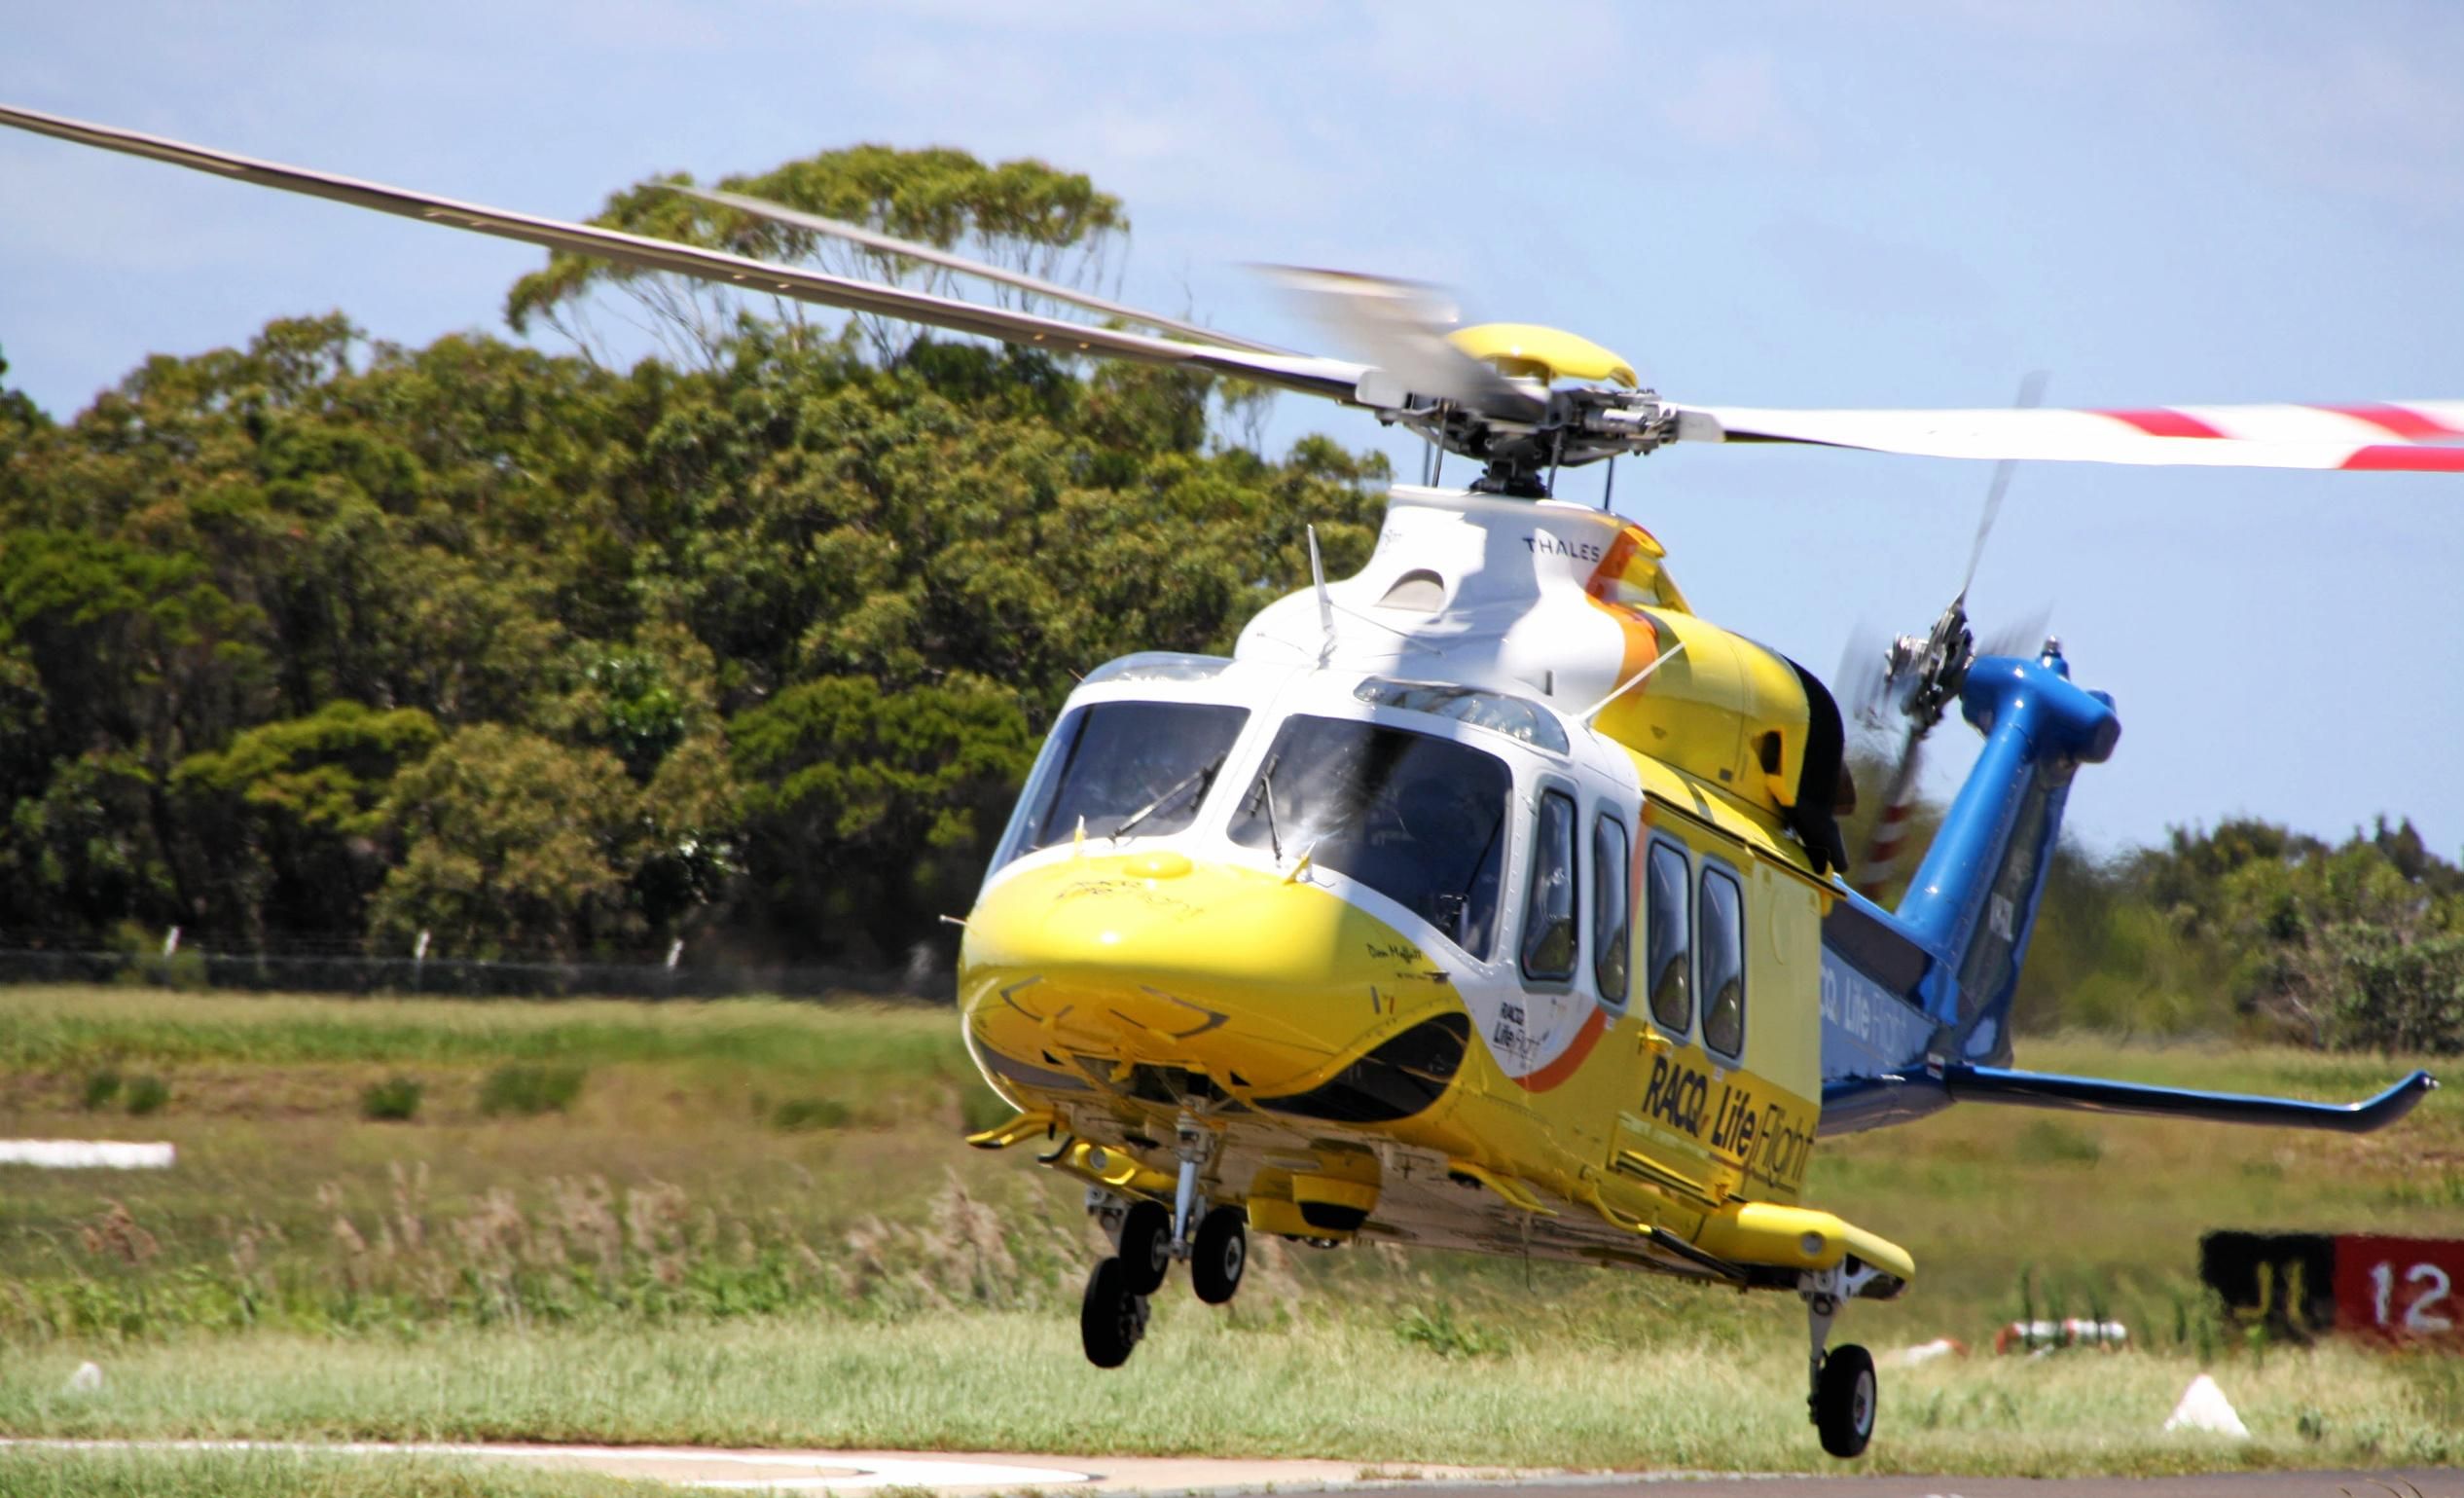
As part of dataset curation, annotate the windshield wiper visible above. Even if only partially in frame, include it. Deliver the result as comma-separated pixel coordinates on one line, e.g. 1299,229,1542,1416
1238,752,1287,861
1110,760,1220,843
1261,760,1285,862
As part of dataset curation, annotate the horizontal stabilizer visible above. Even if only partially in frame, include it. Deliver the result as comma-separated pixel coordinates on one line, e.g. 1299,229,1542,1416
1940,1063,2435,1135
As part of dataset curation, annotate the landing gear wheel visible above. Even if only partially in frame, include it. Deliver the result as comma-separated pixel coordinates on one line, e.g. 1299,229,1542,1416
1813,1343,1876,1459
1078,1257,1147,1369
1117,1200,1172,1296
1190,1206,1248,1305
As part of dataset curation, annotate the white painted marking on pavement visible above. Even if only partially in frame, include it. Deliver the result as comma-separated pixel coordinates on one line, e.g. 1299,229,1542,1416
0,1141,176,1169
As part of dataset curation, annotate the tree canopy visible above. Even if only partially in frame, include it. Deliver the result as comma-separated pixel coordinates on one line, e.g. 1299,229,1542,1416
0,145,1384,972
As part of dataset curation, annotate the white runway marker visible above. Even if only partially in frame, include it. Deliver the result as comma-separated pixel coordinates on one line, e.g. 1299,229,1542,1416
0,1141,175,1169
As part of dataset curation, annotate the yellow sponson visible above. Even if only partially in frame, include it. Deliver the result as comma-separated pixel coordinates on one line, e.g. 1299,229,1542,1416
1052,1140,1178,1202
1696,1202,1916,1284
1447,323,1637,386
1291,1176,1379,1215
1245,1165,1385,1241
1244,1167,1313,1239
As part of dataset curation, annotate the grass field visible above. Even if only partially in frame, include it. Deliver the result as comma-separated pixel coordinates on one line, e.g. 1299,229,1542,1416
1,984,2459,1479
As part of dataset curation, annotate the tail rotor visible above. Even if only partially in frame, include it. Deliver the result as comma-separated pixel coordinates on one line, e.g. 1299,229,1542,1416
1844,374,2047,902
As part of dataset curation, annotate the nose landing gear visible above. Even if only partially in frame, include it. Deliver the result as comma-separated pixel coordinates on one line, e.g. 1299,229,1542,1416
1079,1193,1250,1366
1800,1260,1883,1459
1079,1114,1250,1367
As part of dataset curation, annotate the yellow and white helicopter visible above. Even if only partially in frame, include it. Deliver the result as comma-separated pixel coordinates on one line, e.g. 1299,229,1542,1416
4,103,2454,1460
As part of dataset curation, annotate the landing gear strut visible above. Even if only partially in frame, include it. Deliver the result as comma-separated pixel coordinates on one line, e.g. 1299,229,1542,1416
1801,1261,1880,1459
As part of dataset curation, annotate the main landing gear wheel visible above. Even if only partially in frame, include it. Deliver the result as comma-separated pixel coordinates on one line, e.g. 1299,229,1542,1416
1801,1260,1881,1459
1813,1342,1876,1459
1079,1257,1148,1369
1190,1206,1248,1305
1118,1200,1172,1296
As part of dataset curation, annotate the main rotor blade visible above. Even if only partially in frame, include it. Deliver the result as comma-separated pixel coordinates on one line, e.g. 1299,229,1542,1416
1679,401,2464,472
1262,266,1548,424
1960,370,2048,598
669,183,1295,356
0,103,1364,406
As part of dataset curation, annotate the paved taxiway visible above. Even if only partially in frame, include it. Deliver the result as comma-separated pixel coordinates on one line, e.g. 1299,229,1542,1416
1,1443,2453,1495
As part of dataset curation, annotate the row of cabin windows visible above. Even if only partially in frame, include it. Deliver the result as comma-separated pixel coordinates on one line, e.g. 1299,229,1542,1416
1519,789,1747,1059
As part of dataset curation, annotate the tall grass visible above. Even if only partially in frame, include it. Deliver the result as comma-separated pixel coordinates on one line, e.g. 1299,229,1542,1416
0,986,2456,1475
0,1314,2455,1476
0,1447,664,1497
0,1169,1093,1342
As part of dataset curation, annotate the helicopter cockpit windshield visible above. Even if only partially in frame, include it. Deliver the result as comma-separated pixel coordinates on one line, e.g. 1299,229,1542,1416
1228,715,1512,959
1000,700,1250,859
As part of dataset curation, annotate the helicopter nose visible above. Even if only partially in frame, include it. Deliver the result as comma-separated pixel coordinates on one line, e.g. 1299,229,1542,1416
959,850,1462,1096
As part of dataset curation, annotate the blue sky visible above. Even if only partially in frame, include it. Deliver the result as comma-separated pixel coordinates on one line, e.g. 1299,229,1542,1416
3,2,2459,859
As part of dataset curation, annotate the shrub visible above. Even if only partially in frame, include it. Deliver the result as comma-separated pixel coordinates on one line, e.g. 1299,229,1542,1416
360,1076,424,1122
478,1063,585,1116
123,1075,169,1116
81,1070,123,1111
1394,1302,1505,1359
770,1096,852,1132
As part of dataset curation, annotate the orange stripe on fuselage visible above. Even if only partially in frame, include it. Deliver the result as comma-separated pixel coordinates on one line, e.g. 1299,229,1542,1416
1511,1002,1609,1092
1581,527,1663,683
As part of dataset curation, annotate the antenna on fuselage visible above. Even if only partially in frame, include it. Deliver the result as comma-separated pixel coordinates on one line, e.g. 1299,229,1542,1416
1307,524,1335,659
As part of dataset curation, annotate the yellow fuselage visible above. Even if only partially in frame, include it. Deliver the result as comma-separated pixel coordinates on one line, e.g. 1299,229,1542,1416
957,487,1913,1290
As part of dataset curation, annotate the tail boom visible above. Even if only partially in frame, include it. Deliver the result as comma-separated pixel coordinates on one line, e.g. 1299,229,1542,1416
1815,643,2436,1139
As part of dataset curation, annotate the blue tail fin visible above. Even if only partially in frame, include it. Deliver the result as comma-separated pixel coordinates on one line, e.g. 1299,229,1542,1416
1893,645,2120,1068
1817,644,2433,1139
1817,643,2119,1131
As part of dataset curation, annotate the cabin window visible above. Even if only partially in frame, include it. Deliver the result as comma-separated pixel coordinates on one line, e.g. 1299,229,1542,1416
1228,715,1511,959
1700,864,1747,1059
1645,840,1691,1034
1000,700,1250,862
1520,790,1579,982
1592,814,1631,1005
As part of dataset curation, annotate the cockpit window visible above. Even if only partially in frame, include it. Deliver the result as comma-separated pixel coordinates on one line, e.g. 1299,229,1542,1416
1228,714,1511,960
999,700,1249,862
1082,652,1233,686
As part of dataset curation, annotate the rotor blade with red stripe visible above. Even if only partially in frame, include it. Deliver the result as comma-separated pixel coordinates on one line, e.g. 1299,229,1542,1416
1680,403,2464,472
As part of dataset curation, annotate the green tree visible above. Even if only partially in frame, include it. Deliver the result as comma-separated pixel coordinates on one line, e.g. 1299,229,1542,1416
730,674,1033,965
172,701,442,945
504,144,1127,366
0,143,1395,970
371,726,646,961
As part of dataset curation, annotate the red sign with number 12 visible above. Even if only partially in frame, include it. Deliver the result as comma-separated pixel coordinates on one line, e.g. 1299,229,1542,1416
2334,1235,2464,1340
